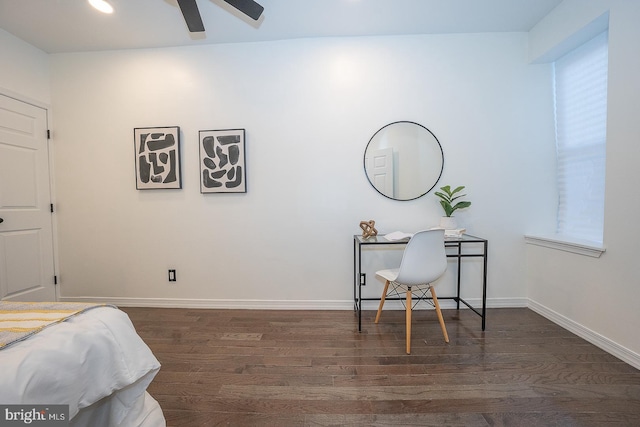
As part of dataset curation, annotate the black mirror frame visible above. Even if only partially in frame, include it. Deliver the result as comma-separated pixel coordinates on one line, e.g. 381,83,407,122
363,121,444,201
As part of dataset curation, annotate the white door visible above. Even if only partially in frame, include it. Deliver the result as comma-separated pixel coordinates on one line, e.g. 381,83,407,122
365,147,394,198
0,94,56,301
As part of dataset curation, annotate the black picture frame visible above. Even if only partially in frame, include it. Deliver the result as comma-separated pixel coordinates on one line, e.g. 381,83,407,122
134,126,182,190
199,129,246,193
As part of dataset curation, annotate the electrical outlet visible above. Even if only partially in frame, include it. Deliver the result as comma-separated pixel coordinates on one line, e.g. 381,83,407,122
168,269,176,282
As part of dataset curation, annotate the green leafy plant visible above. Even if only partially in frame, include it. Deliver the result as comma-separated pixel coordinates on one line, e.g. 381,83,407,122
435,185,471,217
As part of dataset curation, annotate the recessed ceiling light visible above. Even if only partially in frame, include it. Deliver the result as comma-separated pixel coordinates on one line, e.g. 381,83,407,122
88,0,114,14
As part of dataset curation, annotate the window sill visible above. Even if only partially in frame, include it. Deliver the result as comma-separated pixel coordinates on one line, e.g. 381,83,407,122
524,234,606,258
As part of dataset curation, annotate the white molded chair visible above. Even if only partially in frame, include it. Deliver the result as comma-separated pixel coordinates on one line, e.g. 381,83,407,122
375,229,449,354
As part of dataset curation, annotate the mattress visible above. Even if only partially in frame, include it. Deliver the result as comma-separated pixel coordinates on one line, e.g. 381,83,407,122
0,304,165,426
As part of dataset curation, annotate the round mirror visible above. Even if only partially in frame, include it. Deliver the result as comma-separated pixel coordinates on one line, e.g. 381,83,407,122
364,121,444,201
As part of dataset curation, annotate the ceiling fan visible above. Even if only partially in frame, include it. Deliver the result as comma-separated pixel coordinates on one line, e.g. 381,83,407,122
176,0,264,32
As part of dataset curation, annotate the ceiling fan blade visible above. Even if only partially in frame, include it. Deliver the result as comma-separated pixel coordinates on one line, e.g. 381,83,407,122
177,0,205,32
223,0,264,21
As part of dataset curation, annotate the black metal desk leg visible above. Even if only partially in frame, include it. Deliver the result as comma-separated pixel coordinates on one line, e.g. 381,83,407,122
353,239,357,311
358,273,365,332
358,243,363,332
456,242,462,310
482,240,488,331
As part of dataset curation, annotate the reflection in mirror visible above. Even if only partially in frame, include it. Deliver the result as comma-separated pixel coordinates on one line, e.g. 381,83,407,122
364,121,444,201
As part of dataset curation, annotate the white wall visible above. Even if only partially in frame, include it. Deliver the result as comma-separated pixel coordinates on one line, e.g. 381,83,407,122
0,28,50,104
48,33,553,307
526,0,640,365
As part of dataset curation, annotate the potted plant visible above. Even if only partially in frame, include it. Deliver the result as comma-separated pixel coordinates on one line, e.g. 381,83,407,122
435,185,471,229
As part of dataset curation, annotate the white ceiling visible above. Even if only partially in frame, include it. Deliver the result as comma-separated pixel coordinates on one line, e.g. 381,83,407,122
0,0,563,54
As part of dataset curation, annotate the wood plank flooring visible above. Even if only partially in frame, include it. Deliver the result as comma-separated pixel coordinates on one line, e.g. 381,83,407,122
121,307,640,426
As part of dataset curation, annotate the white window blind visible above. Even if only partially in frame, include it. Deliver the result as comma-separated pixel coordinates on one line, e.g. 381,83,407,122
553,31,608,244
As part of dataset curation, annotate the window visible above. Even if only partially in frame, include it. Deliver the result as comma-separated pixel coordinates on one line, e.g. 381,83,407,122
553,31,608,244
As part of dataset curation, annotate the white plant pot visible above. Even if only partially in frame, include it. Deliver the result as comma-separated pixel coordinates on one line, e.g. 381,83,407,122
439,216,457,230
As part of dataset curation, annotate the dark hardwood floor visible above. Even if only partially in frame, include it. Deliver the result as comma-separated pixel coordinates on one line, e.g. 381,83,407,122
121,307,640,426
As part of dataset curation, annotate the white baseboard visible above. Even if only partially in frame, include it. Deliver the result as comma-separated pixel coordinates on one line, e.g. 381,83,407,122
528,299,640,371
59,296,355,310
358,297,528,311
60,296,528,311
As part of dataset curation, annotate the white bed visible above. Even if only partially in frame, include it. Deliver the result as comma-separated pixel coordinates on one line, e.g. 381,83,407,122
0,304,166,427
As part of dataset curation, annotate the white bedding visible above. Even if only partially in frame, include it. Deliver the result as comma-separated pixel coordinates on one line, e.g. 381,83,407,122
0,305,165,426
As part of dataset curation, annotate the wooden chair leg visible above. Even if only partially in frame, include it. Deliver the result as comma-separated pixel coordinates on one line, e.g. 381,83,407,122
406,287,412,354
375,280,390,324
430,286,449,343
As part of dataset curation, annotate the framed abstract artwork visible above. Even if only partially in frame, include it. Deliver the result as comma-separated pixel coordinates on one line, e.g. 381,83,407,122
134,126,182,190
199,129,246,193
